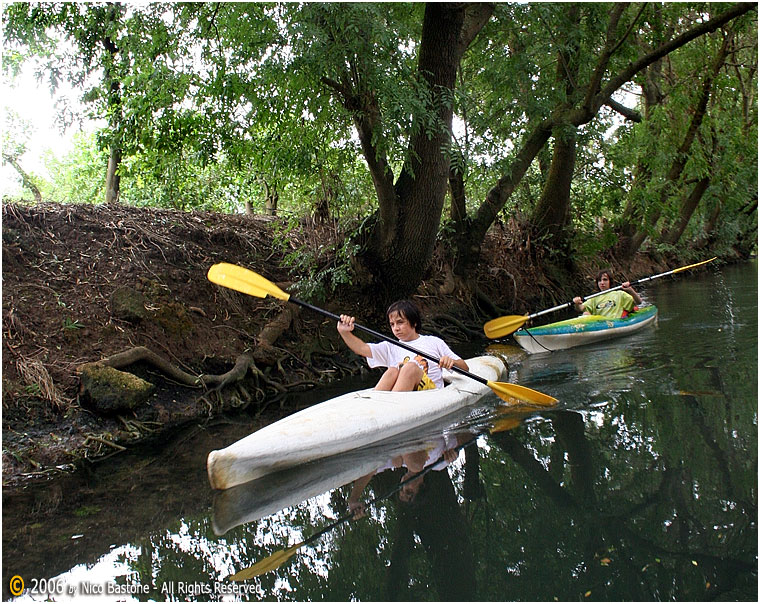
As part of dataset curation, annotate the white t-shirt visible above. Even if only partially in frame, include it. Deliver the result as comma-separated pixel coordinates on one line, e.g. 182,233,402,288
366,334,461,388
374,433,462,473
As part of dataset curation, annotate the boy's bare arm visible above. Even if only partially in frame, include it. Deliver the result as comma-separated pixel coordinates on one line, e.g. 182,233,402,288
622,282,643,305
439,355,469,372
337,315,372,358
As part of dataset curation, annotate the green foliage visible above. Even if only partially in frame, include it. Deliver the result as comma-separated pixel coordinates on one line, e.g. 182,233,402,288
24,383,43,396
611,17,757,256
2,108,34,159
43,131,106,204
62,317,84,330
2,2,756,270
273,215,365,301
285,3,423,164
73,505,101,517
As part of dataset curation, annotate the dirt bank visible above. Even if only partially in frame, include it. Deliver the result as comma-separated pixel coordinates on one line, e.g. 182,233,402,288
2,201,671,488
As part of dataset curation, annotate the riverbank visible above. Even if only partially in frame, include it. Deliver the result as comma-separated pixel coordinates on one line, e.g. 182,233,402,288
0,201,714,487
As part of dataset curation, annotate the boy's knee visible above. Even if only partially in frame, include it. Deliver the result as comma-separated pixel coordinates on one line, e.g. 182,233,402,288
398,362,423,380
375,366,400,391
385,366,400,377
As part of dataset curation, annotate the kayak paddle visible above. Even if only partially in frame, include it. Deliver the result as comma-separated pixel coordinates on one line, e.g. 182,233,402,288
207,263,557,407
483,257,717,339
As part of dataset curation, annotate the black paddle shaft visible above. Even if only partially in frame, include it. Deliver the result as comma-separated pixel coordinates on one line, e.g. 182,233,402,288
289,297,489,387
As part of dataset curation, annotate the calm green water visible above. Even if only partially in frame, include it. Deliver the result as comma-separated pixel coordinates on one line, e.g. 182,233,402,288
3,262,757,601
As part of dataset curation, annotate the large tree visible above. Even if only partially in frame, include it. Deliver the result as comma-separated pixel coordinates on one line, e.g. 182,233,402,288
617,18,733,255
447,2,756,274
285,3,494,297
4,2,756,293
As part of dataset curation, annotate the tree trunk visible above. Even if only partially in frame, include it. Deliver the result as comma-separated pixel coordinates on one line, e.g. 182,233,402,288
528,3,580,256
659,176,711,245
261,179,278,216
359,3,492,298
314,167,335,223
102,9,123,205
734,195,758,257
530,127,578,256
453,123,553,273
617,9,666,256
449,163,467,240
374,4,465,294
625,33,731,255
265,190,278,216
3,153,42,202
105,145,122,204
692,199,724,250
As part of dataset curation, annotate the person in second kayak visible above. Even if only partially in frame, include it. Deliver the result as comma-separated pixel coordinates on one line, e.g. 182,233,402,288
337,299,469,392
572,269,643,318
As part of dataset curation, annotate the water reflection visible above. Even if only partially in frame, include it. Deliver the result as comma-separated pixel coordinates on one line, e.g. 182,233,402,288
383,458,476,601
212,414,485,536
3,263,756,601
347,432,471,510
206,402,539,601
481,403,756,600
214,405,530,562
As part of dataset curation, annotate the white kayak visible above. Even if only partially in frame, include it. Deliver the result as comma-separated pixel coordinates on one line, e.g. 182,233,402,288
212,411,484,535
207,355,506,490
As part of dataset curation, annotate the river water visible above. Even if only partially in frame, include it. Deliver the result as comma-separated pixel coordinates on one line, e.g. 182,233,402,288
3,262,757,601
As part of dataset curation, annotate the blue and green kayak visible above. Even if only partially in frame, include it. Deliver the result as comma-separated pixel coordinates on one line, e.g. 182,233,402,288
513,305,658,354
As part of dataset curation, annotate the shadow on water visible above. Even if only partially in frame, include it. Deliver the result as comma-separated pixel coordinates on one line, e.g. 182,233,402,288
2,262,757,601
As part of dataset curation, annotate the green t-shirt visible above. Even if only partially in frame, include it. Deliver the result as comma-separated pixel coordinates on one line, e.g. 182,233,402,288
582,290,635,318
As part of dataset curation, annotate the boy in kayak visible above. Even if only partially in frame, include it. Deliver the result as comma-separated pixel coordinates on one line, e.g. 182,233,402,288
572,269,643,318
337,300,469,391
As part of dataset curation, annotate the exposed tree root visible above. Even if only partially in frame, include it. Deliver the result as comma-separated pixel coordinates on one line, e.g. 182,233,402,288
252,305,299,365
83,345,269,393
473,282,504,317
207,353,256,389
87,346,203,386
75,306,330,423
429,313,484,339
83,435,127,452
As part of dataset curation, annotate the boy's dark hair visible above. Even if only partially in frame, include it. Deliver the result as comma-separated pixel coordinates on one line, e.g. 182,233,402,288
386,300,422,332
596,269,614,286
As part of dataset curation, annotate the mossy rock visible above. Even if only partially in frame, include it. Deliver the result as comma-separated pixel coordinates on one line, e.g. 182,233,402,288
150,301,194,336
110,287,148,323
78,364,155,415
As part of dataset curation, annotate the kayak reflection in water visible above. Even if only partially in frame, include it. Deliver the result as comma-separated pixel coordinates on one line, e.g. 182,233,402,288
348,433,470,517
572,269,644,319
337,299,469,391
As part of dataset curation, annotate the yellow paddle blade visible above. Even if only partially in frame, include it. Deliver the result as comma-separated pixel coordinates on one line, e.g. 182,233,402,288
208,263,290,301
229,543,302,580
483,314,530,339
490,417,523,432
671,256,717,274
487,380,557,407
489,409,535,433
